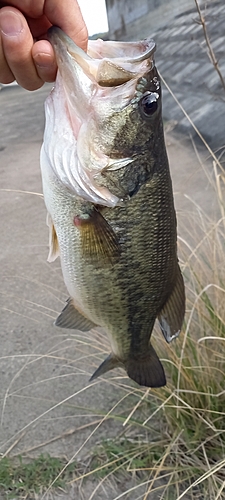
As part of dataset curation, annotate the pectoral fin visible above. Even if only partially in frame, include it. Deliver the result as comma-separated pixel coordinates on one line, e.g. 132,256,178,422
46,213,60,262
55,298,97,331
74,207,120,265
158,265,185,343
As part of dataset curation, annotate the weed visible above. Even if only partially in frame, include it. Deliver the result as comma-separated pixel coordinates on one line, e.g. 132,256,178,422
0,454,76,499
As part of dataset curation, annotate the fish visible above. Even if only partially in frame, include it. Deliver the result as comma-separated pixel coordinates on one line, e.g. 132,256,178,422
40,26,185,388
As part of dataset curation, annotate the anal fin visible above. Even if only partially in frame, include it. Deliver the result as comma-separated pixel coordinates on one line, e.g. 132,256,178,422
55,298,97,331
158,264,185,343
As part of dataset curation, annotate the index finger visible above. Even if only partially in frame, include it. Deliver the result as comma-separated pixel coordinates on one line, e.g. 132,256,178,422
44,0,88,51
0,0,88,50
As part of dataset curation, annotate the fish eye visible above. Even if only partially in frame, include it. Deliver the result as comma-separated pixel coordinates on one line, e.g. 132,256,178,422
139,92,159,117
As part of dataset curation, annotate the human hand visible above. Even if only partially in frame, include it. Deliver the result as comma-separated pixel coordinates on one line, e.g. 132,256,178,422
0,0,88,90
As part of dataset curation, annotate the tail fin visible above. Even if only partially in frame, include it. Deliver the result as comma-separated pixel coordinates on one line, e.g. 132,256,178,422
126,345,166,388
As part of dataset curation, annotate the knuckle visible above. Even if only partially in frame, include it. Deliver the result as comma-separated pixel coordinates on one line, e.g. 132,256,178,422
0,42,14,83
0,64,15,84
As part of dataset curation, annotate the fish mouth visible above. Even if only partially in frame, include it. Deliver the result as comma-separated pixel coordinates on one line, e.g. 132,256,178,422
48,26,156,88
43,28,157,207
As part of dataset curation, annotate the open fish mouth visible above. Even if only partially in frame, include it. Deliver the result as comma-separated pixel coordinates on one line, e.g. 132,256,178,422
41,28,157,207
48,26,156,88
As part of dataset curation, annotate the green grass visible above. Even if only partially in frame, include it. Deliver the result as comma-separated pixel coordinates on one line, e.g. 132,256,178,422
0,454,76,499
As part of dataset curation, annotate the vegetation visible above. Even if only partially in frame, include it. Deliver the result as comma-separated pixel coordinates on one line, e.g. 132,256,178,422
0,454,76,499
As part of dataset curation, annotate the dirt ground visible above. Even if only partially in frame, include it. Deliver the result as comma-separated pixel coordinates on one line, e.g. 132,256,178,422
0,83,222,499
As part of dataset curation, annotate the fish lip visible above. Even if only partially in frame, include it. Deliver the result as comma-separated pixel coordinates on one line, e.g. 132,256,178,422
48,26,156,61
48,26,92,63
125,40,156,63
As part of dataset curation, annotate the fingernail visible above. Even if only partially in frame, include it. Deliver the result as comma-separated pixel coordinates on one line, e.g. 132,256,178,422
0,10,24,37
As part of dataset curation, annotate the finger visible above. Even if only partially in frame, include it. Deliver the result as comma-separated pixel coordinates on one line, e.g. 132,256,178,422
45,0,88,51
0,1,45,19
0,30,15,83
0,7,44,90
26,14,52,39
32,39,57,82
0,0,88,49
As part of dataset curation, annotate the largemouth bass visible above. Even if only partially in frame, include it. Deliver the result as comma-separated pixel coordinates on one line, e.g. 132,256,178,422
40,27,185,388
